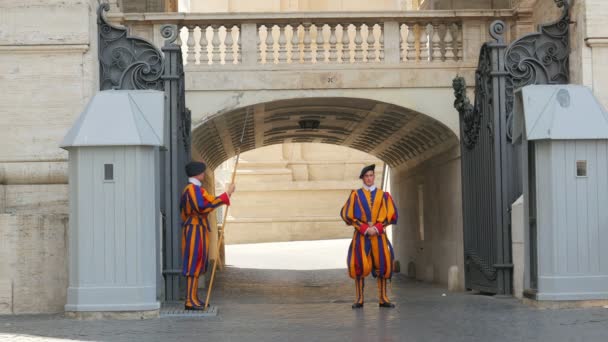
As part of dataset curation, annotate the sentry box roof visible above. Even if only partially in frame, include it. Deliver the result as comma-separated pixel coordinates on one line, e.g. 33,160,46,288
513,85,608,142
61,90,164,148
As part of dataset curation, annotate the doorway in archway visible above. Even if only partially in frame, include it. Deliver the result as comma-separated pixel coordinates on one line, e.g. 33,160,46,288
214,143,394,304
180,96,465,303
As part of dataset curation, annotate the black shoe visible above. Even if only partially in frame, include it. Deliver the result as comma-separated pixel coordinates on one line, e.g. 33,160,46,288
184,304,206,311
352,303,364,309
379,302,395,308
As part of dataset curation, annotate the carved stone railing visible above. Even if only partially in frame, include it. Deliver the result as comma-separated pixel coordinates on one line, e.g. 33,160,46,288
110,10,515,67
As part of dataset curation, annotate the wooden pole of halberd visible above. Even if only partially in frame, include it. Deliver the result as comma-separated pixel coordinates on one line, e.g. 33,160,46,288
204,154,240,309
204,109,249,310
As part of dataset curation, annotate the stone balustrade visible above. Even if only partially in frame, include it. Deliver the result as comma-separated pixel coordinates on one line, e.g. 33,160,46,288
111,10,514,67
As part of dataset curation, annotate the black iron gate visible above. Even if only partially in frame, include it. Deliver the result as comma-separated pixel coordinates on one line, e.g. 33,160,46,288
453,0,570,294
453,24,512,294
97,4,191,302
159,27,192,303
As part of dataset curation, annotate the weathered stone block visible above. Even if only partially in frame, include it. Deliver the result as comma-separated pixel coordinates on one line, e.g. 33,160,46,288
0,1,90,46
0,280,12,314
4,185,68,215
0,214,68,314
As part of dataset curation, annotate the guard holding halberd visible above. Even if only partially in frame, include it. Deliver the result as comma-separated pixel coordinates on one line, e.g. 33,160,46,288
180,161,235,310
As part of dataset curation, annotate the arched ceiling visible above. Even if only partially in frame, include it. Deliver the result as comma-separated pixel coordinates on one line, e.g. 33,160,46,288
192,97,458,170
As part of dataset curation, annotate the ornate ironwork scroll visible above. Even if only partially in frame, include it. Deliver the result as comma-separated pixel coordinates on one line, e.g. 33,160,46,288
97,2,165,90
504,0,570,141
506,0,570,87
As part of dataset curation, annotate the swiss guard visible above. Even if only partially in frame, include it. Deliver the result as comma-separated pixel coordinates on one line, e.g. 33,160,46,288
180,161,235,310
340,164,398,309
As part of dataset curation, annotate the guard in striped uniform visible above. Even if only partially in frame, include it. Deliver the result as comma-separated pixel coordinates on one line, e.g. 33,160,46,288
181,161,235,310
340,164,398,309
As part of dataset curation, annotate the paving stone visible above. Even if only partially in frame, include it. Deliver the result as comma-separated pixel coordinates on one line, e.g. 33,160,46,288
1,268,608,341
160,304,218,318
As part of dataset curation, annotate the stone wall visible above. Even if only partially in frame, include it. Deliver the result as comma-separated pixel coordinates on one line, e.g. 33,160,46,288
390,145,464,290
216,143,383,244
119,0,166,12
0,215,69,314
0,0,98,314
189,0,405,12
579,0,608,109
419,0,511,9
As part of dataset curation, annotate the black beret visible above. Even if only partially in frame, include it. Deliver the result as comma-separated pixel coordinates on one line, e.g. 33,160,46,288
185,161,207,177
359,164,375,179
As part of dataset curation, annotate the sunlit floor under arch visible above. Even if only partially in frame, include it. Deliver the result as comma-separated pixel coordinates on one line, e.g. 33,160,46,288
225,239,351,271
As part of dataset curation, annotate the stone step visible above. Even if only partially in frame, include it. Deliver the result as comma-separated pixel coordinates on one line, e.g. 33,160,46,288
234,168,293,182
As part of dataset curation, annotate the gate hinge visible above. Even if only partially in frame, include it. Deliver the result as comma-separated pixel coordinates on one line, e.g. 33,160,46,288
492,263,514,269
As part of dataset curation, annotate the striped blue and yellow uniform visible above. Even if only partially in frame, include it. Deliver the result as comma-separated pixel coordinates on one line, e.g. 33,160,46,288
341,188,398,305
340,188,398,280
180,183,230,277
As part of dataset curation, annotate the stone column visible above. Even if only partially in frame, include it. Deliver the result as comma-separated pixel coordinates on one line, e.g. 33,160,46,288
383,21,401,64
240,23,258,66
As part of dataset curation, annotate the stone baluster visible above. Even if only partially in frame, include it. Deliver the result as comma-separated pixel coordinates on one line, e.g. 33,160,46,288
278,25,288,64
419,23,430,62
406,23,416,62
366,24,376,62
290,24,300,63
378,25,385,61
186,25,196,64
302,23,313,63
225,26,235,65
257,25,263,64
234,26,241,64
315,24,325,63
176,27,183,47
328,24,338,63
444,24,455,61
341,23,351,63
400,24,406,62
199,26,210,65
265,25,275,64
354,24,364,63
211,25,222,64
176,26,185,62
452,23,462,61
431,23,442,62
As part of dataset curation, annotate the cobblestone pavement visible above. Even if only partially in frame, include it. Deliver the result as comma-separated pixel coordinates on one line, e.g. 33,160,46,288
2,241,608,341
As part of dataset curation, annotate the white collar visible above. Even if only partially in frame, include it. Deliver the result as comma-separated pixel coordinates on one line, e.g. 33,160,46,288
188,177,202,186
362,184,377,192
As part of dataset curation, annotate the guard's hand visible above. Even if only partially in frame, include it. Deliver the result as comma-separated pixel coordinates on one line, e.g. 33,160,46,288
366,227,378,236
227,183,236,195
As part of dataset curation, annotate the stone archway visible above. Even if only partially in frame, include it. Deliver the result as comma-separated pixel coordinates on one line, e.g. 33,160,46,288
190,96,465,290
191,97,458,170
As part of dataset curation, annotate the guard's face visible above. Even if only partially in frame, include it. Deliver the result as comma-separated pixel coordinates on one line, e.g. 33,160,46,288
196,172,205,182
362,170,375,187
